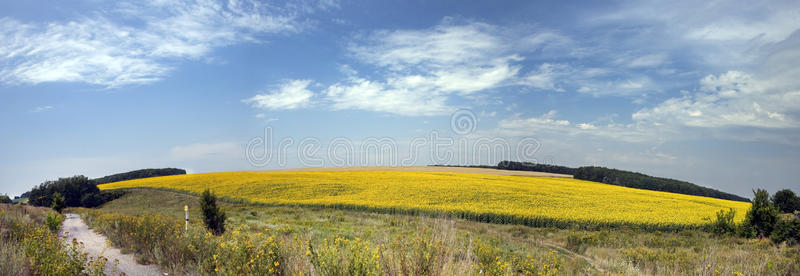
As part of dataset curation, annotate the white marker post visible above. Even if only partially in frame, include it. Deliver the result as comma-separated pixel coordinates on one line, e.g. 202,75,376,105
184,205,189,231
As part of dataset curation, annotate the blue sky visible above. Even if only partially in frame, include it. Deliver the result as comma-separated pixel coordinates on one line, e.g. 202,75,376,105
1,0,799,198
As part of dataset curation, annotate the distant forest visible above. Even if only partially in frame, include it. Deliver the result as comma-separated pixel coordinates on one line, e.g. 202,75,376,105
467,161,750,202
573,166,750,202
93,168,186,184
496,161,577,175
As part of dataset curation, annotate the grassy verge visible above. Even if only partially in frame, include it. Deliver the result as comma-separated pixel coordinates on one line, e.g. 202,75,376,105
81,189,799,275
0,204,108,276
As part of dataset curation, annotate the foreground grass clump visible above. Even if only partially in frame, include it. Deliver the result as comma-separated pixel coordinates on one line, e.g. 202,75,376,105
0,204,107,276
99,171,750,229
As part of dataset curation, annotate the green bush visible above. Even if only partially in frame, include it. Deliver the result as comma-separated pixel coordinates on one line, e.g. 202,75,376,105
201,189,226,235
740,189,779,238
770,218,800,245
711,208,737,236
51,192,65,213
46,212,64,232
0,195,11,204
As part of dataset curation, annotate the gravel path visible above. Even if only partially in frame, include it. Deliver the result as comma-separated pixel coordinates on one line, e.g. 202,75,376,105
60,213,163,276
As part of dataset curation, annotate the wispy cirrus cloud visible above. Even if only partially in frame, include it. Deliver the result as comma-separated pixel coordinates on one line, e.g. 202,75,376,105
0,0,322,88
244,79,314,110
30,105,53,113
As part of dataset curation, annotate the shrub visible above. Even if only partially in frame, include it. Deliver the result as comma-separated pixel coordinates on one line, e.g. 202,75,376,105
740,189,779,238
772,189,800,213
46,212,64,232
770,218,800,245
473,239,509,276
711,208,737,236
308,236,381,275
566,232,599,254
51,192,65,213
0,195,11,204
201,189,226,235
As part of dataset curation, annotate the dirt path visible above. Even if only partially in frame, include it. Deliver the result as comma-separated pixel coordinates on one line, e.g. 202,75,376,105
60,214,163,276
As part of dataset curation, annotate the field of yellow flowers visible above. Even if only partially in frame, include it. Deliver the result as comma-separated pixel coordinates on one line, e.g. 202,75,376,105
99,171,750,228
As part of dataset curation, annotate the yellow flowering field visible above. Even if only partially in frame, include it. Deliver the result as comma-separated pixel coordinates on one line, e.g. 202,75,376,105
99,171,750,228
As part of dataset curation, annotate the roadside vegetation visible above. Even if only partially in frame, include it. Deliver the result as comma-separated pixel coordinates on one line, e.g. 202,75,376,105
0,204,109,276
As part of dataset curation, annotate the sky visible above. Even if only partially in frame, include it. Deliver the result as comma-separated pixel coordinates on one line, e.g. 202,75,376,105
1,0,799,198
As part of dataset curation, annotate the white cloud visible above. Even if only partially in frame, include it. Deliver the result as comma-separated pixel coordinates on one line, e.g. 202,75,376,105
325,77,450,116
628,53,667,68
351,21,506,69
494,110,654,143
255,113,278,122
618,80,645,89
244,79,314,110
633,71,799,129
321,20,530,116
0,0,308,87
497,110,570,135
169,142,241,161
521,63,569,92
30,105,53,113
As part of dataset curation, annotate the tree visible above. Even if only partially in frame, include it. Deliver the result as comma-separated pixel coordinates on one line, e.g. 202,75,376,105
772,189,800,213
25,175,124,209
51,192,65,213
0,194,11,204
200,189,226,235
741,189,779,238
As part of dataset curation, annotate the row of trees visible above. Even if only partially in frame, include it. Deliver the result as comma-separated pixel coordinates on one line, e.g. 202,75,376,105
495,161,577,175
715,189,799,245
93,168,186,184
573,166,750,202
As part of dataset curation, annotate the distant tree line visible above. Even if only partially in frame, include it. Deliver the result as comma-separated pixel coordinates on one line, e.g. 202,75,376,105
93,168,186,184
573,166,750,202
496,161,577,175
27,175,125,208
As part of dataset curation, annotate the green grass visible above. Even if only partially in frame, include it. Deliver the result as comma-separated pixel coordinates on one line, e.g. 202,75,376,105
86,188,800,275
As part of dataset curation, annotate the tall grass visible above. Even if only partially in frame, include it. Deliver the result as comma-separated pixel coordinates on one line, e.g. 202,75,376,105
0,204,108,276
74,208,567,275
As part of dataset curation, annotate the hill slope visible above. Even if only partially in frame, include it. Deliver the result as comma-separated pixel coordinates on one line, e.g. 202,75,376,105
99,170,750,229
